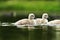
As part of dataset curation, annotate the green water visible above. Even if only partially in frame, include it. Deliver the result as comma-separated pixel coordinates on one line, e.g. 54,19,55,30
0,26,60,40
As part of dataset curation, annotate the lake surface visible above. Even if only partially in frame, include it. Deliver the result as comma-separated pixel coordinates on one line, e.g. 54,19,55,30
0,26,60,40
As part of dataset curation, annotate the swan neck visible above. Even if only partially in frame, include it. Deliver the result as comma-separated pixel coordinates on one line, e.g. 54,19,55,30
28,16,34,20
42,17,45,19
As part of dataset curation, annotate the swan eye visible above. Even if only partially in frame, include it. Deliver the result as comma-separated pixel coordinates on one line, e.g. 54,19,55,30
30,15,35,17
44,14,48,18
45,15,48,16
31,15,34,17
44,15,48,17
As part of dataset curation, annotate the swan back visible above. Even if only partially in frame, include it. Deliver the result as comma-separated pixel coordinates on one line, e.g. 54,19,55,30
48,20,60,24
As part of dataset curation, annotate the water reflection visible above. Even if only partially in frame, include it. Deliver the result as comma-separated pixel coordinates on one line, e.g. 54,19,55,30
28,27,56,40
1,26,28,40
56,32,60,40
0,26,57,40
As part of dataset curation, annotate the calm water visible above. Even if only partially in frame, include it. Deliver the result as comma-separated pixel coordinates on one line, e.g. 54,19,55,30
0,11,60,40
0,26,60,40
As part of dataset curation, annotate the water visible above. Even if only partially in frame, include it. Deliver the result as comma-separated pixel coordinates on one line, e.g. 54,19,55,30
0,10,60,40
0,25,60,40
0,26,28,40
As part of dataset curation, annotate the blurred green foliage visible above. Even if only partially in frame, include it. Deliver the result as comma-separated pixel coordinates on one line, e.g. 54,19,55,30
0,1,59,22
0,0,59,1
0,1,59,11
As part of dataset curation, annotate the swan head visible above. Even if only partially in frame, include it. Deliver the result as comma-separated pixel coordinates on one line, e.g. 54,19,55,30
28,13,35,20
42,13,48,19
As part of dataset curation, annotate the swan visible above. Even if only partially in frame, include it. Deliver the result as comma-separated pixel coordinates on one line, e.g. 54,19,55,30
47,20,60,26
36,13,48,25
47,20,60,30
14,13,36,28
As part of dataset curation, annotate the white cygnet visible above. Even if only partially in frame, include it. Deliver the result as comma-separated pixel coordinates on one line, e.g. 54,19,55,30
47,20,60,26
36,13,48,25
14,13,36,28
